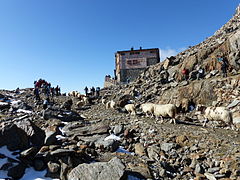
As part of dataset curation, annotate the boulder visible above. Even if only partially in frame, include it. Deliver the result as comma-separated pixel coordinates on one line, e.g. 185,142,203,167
0,124,29,151
45,125,61,145
227,99,240,108
160,143,177,152
14,119,45,146
67,157,125,180
113,124,124,135
134,143,146,156
7,163,26,179
0,102,10,110
58,110,84,122
95,138,119,152
11,101,32,110
115,94,134,108
48,161,60,173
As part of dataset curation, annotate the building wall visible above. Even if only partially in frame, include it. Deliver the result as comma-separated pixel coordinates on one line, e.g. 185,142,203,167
115,48,160,82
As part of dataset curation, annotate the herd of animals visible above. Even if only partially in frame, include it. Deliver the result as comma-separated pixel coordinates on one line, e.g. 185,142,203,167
67,90,236,130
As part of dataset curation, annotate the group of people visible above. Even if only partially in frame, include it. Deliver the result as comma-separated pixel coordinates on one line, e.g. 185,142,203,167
84,86,100,97
33,78,61,101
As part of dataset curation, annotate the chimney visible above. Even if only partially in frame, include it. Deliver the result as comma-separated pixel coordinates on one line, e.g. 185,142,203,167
131,47,134,51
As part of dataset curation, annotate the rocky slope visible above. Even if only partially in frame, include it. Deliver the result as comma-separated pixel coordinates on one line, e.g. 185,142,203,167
0,5,240,180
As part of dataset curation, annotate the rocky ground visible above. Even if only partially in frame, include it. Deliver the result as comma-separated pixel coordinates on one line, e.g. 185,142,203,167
0,87,239,180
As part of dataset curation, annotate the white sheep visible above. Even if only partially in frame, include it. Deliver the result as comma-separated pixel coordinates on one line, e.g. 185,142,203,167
204,106,233,128
68,91,76,97
106,100,116,109
106,101,111,109
101,98,106,105
76,101,84,108
110,100,116,109
153,104,177,124
140,103,155,117
82,96,88,104
124,104,136,116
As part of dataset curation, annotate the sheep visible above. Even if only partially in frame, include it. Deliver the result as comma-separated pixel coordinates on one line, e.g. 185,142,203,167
68,91,76,97
76,93,85,99
110,100,116,109
140,103,155,117
124,104,136,116
76,101,84,108
106,100,116,109
153,104,177,124
203,106,233,128
82,96,88,104
101,98,106,105
106,101,111,109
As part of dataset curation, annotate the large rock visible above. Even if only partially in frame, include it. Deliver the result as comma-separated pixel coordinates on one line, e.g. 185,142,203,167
14,119,45,146
115,94,134,108
0,102,10,110
58,110,84,122
7,163,26,179
0,124,29,151
134,143,146,156
232,112,240,125
67,157,125,180
11,101,32,110
160,143,177,152
45,125,61,145
228,30,240,70
95,138,119,152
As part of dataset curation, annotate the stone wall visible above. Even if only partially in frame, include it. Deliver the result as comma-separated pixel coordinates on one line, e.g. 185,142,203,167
120,68,145,82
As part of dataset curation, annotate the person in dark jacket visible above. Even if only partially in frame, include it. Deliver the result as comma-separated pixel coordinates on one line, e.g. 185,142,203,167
84,86,88,96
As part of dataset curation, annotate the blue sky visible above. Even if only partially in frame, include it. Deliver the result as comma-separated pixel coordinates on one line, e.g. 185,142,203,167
0,0,238,93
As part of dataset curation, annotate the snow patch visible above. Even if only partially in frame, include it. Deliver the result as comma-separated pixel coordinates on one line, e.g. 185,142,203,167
16,109,32,114
56,135,67,140
0,102,8,106
104,134,121,141
0,146,59,180
20,168,59,180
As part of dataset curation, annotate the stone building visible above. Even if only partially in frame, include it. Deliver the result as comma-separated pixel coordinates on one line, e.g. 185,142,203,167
115,47,160,83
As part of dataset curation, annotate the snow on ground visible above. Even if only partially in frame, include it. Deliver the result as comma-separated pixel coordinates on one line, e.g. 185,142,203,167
0,146,59,180
104,134,121,141
21,168,59,180
16,109,33,114
11,99,22,105
0,102,8,106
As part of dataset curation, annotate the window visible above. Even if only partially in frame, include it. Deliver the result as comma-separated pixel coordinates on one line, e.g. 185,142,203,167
150,51,155,53
127,60,133,65
133,60,140,65
127,59,140,66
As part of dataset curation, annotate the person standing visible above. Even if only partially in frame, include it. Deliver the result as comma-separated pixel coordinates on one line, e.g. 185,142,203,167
182,68,189,81
96,87,100,97
91,87,95,96
34,87,40,101
221,59,228,77
84,86,88,96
